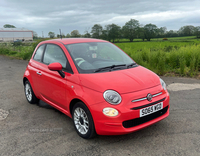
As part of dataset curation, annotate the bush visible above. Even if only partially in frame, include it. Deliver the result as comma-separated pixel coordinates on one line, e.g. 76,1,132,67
0,47,10,54
13,41,23,46
9,51,17,55
164,46,173,52
21,52,32,60
179,57,186,75
157,56,165,75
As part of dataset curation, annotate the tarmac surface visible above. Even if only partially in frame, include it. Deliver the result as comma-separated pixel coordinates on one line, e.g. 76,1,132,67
0,55,200,156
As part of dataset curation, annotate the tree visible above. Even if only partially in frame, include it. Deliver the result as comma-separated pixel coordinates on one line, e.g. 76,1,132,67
138,27,145,41
122,19,140,42
101,29,109,40
3,24,16,28
194,26,200,38
157,27,167,37
83,29,91,38
33,31,38,39
104,24,121,42
91,24,103,39
168,30,174,37
143,23,158,41
48,32,55,38
178,25,195,36
57,33,65,38
70,30,80,37
165,30,178,37
83,32,91,38
103,25,111,41
66,33,71,38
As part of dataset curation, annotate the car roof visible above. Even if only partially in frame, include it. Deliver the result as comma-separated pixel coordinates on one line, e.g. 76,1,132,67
41,38,108,45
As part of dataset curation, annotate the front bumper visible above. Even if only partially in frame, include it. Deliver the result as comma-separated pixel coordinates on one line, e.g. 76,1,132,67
90,87,170,135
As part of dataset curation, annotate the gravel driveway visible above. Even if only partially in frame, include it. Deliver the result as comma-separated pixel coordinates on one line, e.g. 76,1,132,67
0,55,199,156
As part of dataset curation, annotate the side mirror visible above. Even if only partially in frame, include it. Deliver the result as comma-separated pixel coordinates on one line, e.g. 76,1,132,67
48,62,62,71
48,62,65,78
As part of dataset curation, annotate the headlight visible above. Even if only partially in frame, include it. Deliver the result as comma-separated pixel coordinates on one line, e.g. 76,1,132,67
103,90,122,105
103,107,118,117
160,78,167,91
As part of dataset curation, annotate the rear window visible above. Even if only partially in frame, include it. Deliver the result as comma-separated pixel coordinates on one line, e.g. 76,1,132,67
33,44,45,61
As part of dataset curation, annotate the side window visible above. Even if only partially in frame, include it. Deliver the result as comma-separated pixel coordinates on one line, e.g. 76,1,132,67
43,44,67,68
33,44,45,61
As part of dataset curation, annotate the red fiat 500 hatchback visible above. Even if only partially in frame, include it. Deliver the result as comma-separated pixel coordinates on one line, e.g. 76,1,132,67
23,38,170,139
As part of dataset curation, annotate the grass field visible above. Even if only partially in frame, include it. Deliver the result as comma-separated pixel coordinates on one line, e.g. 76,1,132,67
0,36,200,77
115,36,200,77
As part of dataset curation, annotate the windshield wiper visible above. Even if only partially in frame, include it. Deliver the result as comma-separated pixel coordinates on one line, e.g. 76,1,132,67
127,62,137,68
94,64,126,73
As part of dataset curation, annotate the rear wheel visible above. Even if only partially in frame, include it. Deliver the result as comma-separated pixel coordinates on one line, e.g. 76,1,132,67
72,102,96,139
24,80,39,104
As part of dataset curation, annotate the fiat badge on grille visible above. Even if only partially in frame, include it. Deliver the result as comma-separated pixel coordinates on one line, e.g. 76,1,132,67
147,93,152,101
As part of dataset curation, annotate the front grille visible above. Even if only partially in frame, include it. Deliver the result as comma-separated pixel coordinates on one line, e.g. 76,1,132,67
122,106,168,128
131,97,166,110
132,92,162,102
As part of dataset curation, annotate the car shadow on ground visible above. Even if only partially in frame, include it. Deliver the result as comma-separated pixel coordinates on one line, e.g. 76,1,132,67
36,100,64,114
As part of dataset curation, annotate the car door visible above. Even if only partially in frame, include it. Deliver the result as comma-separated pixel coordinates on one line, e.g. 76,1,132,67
37,43,70,109
30,44,46,96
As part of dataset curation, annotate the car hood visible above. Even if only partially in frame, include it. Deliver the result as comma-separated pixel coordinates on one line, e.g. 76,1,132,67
78,66,160,94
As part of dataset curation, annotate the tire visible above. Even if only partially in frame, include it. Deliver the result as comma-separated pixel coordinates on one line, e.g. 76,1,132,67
72,102,96,139
24,80,39,104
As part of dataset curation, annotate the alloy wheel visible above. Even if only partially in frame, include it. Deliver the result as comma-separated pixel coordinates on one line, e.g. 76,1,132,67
25,83,32,102
73,107,89,135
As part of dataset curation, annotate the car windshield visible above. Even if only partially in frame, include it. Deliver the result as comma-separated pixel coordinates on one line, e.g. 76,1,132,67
65,42,136,73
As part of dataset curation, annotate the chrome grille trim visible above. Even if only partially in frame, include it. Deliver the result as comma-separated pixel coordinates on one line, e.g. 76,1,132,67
152,92,162,97
131,97,147,102
132,92,162,103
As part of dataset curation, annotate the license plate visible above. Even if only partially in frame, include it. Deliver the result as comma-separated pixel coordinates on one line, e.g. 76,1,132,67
140,102,163,117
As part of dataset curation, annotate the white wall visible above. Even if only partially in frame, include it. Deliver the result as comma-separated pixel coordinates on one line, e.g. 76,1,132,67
0,31,33,41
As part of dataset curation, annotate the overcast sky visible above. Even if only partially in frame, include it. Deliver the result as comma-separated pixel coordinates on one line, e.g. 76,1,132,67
1,0,200,37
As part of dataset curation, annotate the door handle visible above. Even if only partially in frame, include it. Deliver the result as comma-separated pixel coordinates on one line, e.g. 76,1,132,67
36,72,42,76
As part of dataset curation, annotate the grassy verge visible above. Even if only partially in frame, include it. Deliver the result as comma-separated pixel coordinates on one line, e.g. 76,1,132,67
0,39,46,60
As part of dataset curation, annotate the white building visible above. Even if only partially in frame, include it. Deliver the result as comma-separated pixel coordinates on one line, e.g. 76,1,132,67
0,28,33,42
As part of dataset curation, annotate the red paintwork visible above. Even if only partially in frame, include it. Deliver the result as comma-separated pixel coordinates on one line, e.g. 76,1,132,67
78,66,161,93
23,38,170,135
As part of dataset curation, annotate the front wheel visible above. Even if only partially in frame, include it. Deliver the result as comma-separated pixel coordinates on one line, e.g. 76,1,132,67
24,80,39,104
72,102,96,139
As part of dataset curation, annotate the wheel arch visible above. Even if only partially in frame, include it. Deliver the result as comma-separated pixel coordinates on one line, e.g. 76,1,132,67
69,98,85,116
23,76,39,99
70,98,97,138
23,77,29,85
